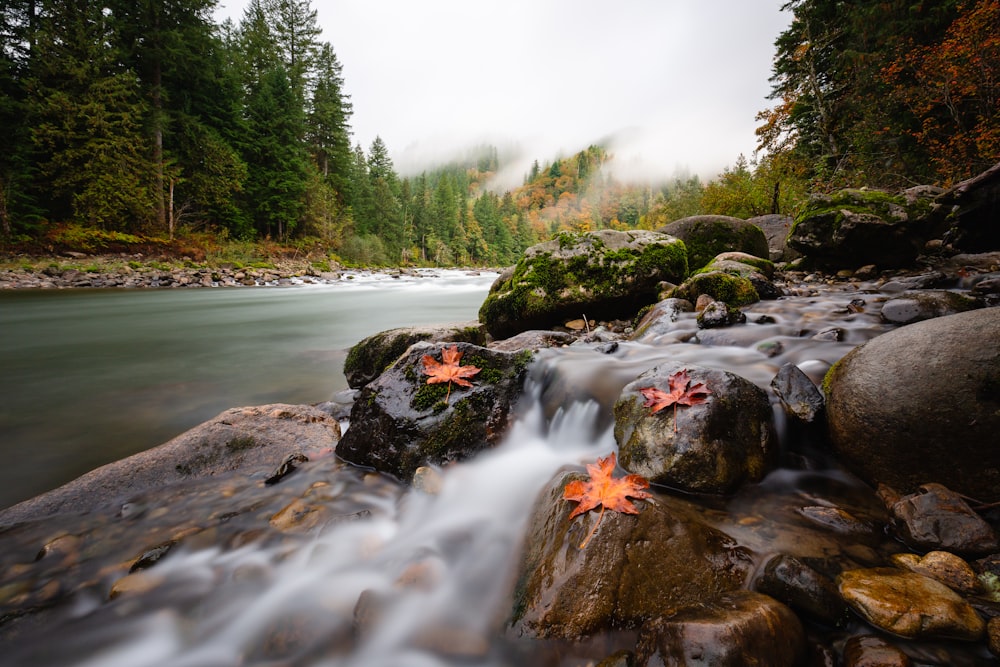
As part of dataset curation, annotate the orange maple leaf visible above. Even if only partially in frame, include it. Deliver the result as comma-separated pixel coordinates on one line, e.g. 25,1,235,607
639,369,711,432
421,345,481,404
563,452,651,549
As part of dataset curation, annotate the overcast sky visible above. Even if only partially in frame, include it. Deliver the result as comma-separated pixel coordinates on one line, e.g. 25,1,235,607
215,1,792,185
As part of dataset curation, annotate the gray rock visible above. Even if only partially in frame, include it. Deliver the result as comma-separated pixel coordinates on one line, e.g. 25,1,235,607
879,290,981,325
697,300,748,329
936,160,1000,253
336,342,532,481
747,213,798,262
614,363,778,494
630,298,695,342
0,404,341,525
478,230,688,339
657,215,769,272
887,483,999,557
771,363,825,423
825,307,1000,502
486,329,576,352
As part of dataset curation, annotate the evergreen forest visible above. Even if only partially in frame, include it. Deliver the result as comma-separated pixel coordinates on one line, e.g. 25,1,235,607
0,0,996,266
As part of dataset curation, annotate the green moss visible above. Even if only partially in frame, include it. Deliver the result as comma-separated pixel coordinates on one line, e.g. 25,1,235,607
225,435,258,452
673,271,758,307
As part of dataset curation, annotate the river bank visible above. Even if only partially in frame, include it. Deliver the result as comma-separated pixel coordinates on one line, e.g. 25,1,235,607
0,253,496,289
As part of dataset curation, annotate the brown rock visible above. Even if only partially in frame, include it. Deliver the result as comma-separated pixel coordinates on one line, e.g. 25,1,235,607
890,551,981,594
842,635,912,667
837,567,985,641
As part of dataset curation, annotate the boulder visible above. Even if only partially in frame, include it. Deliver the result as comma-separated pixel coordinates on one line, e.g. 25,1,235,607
747,213,799,262
842,635,915,667
657,215,769,272
824,307,1000,502
633,591,805,667
837,567,985,641
669,271,760,308
937,160,1000,253
878,290,982,325
629,298,695,343
0,404,341,525
509,470,752,639
343,321,486,389
788,189,934,269
335,342,532,481
614,363,778,495
478,230,687,340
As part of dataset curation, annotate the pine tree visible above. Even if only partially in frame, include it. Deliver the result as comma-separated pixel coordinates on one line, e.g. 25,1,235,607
28,0,154,228
307,41,353,196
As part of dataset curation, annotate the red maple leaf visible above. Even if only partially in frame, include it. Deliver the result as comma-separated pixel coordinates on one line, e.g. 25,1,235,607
563,452,652,548
639,369,711,432
421,345,481,404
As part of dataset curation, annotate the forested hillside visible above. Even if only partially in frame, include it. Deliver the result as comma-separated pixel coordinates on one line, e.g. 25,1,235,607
1,0,996,266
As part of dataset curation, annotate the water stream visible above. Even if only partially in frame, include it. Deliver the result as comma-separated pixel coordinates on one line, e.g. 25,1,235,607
1,276,983,665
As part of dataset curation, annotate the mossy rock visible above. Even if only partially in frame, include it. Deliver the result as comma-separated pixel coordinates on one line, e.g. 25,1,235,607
669,271,759,308
787,189,935,269
694,253,781,300
336,342,533,481
343,321,487,389
478,229,688,340
657,215,769,272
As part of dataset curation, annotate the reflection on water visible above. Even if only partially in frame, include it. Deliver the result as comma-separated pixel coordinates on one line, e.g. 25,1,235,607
0,271,497,509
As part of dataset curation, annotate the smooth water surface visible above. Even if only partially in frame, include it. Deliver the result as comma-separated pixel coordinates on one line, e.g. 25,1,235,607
0,270,496,509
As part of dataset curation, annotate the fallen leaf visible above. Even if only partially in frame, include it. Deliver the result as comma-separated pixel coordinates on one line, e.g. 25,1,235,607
422,345,481,403
639,369,711,432
563,452,651,548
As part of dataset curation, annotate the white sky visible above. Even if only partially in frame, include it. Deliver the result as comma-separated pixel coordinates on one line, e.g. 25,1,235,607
215,1,791,185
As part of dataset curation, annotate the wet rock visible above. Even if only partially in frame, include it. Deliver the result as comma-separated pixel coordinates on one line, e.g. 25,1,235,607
788,189,934,269
890,551,981,595
633,590,805,667
343,321,486,389
630,298,695,342
614,362,778,494
824,307,1000,503
672,270,760,309
487,329,576,352
842,635,913,667
696,299,749,329
108,571,165,600
771,362,825,423
657,215,769,271
478,229,687,339
886,483,999,557
264,453,309,486
990,617,1000,657
837,567,985,641
879,290,981,325
336,342,532,481
751,553,850,626
0,403,342,525
509,471,752,639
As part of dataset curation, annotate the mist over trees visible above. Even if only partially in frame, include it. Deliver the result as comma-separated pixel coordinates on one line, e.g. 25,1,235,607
1,0,995,264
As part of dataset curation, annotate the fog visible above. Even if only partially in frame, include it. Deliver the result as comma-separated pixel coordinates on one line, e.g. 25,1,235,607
215,0,791,183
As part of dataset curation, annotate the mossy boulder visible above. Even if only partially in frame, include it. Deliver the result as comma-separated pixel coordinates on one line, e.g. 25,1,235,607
343,321,487,389
477,229,687,340
669,270,760,308
787,189,934,269
657,215,769,272
335,342,533,481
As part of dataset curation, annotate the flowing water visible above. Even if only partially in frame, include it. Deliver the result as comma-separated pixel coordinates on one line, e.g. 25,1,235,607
0,270,496,510
1,276,986,665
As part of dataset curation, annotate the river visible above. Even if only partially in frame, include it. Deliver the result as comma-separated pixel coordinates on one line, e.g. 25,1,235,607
0,270,497,510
